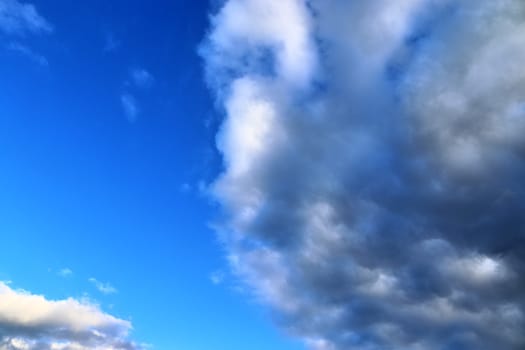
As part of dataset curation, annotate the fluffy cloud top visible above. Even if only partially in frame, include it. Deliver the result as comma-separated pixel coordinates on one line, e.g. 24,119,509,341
0,282,142,350
203,0,525,349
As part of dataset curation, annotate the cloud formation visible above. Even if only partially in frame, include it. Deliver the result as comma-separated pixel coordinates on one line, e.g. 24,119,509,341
89,278,118,295
0,0,51,35
203,0,525,349
0,282,141,350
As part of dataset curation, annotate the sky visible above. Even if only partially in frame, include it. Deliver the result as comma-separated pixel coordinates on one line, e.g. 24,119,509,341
1,1,525,350
0,1,304,350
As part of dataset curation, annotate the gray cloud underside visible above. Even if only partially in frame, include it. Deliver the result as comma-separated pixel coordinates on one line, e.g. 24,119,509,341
203,0,525,349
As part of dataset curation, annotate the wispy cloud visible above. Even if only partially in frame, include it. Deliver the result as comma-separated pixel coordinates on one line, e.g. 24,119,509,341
131,68,154,89
0,281,142,349
0,0,52,35
88,277,118,295
121,93,139,123
209,270,225,285
203,0,525,349
57,268,73,278
103,32,120,52
6,41,48,66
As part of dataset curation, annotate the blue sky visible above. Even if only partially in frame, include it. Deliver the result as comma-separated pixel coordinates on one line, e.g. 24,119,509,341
0,1,303,349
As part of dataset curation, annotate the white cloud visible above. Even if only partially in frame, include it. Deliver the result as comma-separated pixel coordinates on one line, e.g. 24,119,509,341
206,0,318,88
88,278,118,295
0,0,52,35
0,281,141,350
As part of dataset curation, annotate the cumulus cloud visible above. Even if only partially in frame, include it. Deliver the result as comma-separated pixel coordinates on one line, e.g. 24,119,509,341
0,282,142,350
0,0,52,35
203,0,525,349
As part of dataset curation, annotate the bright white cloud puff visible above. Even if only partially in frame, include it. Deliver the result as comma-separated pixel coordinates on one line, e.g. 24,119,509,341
0,282,142,350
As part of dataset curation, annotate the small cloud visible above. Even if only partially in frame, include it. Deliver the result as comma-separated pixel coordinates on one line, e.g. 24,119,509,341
88,278,118,295
210,270,225,285
180,183,191,193
6,41,48,66
130,68,154,89
57,268,73,277
0,281,141,349
197,180,209,195
103,32,120,52
121,93,139,122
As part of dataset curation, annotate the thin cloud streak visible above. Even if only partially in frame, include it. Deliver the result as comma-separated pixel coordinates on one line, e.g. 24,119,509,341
5,41,48,66
121,93,139,123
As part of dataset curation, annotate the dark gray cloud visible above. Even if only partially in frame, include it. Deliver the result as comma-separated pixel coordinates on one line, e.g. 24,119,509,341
203,0,525,349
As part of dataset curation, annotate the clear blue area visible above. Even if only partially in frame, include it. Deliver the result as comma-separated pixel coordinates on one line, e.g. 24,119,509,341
0,1,303,349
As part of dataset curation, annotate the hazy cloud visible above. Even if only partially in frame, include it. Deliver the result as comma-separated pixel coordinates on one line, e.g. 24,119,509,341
203,0,525,349
210,270,225,285
130,68,154,89
0,281,141,350
121,93,139,123
89,278,118,295
5,41,47,66
57,268,73,278
104,33,120,52
0,0,52,35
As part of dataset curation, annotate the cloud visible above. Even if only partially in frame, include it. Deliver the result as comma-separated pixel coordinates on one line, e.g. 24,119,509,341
0,281,142,350
203,0,318,89
0,0,52,35
89,278,118,295
210,270,225,285
120,93,139,123
130,68,154,89
104,33,120,52
203,0,525,349
5,41,48,66
57,268,73,278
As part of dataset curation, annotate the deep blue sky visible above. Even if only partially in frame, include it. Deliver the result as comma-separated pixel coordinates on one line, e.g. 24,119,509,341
0,1,302,349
